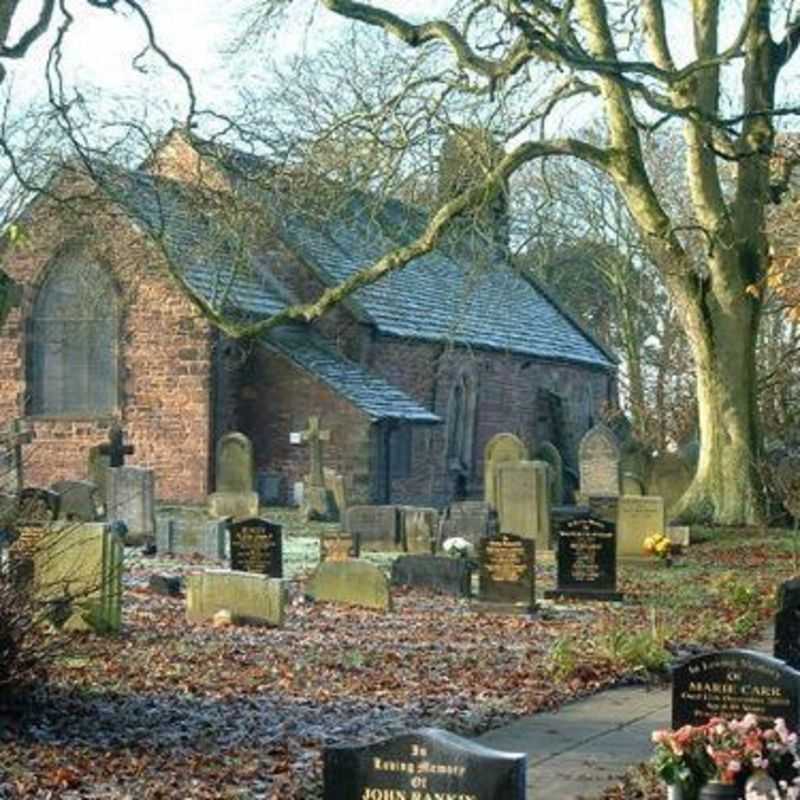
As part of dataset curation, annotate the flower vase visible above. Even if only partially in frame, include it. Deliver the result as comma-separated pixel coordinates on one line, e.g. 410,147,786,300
699,781,739,800
744,769,779,800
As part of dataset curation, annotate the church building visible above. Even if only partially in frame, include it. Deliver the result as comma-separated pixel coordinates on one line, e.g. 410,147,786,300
0,131,616,507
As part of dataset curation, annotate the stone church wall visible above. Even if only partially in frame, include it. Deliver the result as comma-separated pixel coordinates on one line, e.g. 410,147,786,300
0,202,213,503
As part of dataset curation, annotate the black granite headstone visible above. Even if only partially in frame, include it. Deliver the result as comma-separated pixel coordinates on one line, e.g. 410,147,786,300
391,555,473,597
228,517,282,578
323,728,526,800
477,533,535,613
672,649,800,730
775,578,800,670
544,512,622,602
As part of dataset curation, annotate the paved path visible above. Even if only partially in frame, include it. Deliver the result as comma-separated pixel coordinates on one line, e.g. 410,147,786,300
478,629,775,800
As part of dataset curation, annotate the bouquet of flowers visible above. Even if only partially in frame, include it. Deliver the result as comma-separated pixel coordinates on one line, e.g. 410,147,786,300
643,532,673,562
651,715,800,799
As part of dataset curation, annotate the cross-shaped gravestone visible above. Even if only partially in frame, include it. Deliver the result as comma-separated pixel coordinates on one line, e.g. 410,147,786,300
0,418,33,492
98,424,134,468
301,416,330,489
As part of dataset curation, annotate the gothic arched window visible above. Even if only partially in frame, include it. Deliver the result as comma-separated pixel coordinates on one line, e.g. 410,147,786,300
28,260,119,416
445,366,478,477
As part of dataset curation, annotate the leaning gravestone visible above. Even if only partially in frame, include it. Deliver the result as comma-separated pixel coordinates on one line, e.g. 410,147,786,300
345,505,401,552
672,649,800,730
616,495,665,559
51,480,103,522
307,559,392,611
33,522,124,633
323,728,526,800
186,569,286,627
228,517,282,578
391,554,473,598
155,516,229,561
775,578,800,671
578,423,621,498
208,432,259,519
476,533,536,614
484,433,528,509
106,466,156,544
545,512,623,602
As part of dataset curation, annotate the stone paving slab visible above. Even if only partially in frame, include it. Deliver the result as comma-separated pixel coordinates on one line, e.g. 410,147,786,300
478,628,775,799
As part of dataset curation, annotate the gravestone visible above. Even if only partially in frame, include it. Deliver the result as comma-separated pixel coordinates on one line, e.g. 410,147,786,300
775,578,800,671
324,467,349,519
155,516,229,561
33,522,124,633
106,466,156,545
186,569,286,626
400,506,437,554
496,460,549,552
439,500,491,547
617,495,665,559
345,505,401,552
228,517,282,578
0,419,32,494
534,441,563,505
545,512,623,602
307,559,392,611
323,727,526,800
320,532,359,562
672,649,800,730
647,452,693,517
208,432,259,520
483,433,528,509
97,424,134,468
578,423,621,497
476,533,536,614
588,495,619,525
300,416,336,519
88,446,112,503
51,480,103,522
391,554,473,598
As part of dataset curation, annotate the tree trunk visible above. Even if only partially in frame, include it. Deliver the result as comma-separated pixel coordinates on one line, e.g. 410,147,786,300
673,276,763,525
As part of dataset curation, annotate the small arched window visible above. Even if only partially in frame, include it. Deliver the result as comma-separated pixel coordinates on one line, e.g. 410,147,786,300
28,259,119,416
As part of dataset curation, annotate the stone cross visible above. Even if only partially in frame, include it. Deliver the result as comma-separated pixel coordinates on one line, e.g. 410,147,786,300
301,416,330,488
98,424,134,468
0,418,33,491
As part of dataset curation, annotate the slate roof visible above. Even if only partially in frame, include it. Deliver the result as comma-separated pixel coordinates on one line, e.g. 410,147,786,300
276,195,615,369
264,327,440,423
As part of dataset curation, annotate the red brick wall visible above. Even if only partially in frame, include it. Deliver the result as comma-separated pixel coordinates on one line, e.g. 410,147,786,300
239,347,373,504
364,335,614,505
0,197,213,503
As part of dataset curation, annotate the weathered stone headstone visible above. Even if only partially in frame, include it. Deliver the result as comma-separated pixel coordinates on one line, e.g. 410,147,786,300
88,446,112,503
51,480,103,522
324,468,349,519
647,452,693,517
775,578,800,671
186,569,286,626
400,506,437,554
484,433,528,509
323,728,526,800
391,554,473,597
33,522,124,633
534,441,563,506
545,512,623,602
228,517,282,577
0,419,32,494
106,466,156,545
300,416,336,519
155,516,229,561
672,649,800,730
439,500,491,546
345,505,401,552
307,559,392,611
208,432,259,520
578,423,621,497
320,532,359,562
476,533,535,614
496,460,550,552
617,495,665,559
